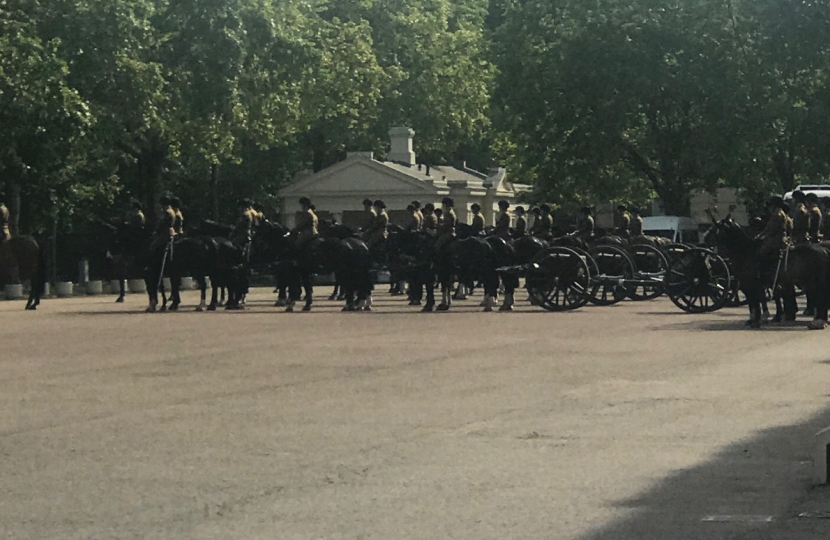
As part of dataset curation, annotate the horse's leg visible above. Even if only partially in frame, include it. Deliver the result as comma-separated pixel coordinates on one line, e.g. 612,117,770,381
499,275,518,312
218,286,226,307
117,276,126,303
328,280,338,301
159,278,168,312
286,268,301,312
144,271,158,313
302,272,313,311
195,276,207,311
783,283,797,321
422,270,436,312
208,274,220,311
746,283,762,328
437,269,452,311
169,268,181,311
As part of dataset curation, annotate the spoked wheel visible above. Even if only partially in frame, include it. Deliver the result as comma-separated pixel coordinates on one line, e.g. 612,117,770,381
526,246,591,311
665,248,731,313
663,243,692,263
627,244,669,301
587,245,636,306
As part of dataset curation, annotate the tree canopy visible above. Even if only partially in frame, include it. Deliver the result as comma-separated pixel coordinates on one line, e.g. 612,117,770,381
0,0,827,228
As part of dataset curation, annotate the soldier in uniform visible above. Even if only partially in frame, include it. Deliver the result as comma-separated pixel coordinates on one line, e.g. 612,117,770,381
434,197,457,252
790,190,809,244
405,204,421,232
411,200,424,231
230,198,254,248
494,200,512,239
513,206,527,237
616,205,631,238
366,199,389,250
629,206,644,237
360,198,377,238
293,197,319,252
576,206,595,241
756,196,789,259
152,195,177,251
822,197,830,240
0,191,10,245
528,207,542,236
806,193,822,242
126,199,146,228
170,196,184,236
422,203,439,237
252,203,266,226
537,204,554,240
470,203,486,235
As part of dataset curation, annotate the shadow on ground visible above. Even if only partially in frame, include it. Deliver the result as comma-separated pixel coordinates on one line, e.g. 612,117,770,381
577,403,830,540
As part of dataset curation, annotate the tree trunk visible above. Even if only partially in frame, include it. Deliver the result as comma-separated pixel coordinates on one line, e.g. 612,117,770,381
137,143,167,223
211,163,219,221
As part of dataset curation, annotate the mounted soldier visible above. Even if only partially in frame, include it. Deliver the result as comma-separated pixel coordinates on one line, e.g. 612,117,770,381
0,191,10,246
360,198,377,238
126,199,146,228
422,203,439,237
513,206,527,237
755,195,788,259
293,197,319,252
230,198,255,255
806,192,822,242
576,206,595,242
153,195,177,249
252,202,266,226
537,204,554,240
616,205,631,238
411,200,423,231
790,190,809,244
528,207,541,236
470,203,486,235
405,204,420,232
366,199,389,250
629,206,644,237
434,197,457,251
494,200,512,239
170,196,184,236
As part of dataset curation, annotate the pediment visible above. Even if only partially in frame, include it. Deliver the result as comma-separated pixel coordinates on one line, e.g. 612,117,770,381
280,159,439,196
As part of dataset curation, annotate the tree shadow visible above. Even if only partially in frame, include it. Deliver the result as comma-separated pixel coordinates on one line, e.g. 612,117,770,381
577,405,830,540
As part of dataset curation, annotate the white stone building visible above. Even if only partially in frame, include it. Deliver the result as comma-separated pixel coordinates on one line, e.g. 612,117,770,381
277,127,530,228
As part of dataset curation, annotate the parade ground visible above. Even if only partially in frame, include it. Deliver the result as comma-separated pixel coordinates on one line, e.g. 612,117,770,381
3,288,830,539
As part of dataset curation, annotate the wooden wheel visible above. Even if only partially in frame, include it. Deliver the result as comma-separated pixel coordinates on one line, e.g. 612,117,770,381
665,248,731,313
627,244,669,301
526,247,591,311
587,245,635,306
663,243,692,262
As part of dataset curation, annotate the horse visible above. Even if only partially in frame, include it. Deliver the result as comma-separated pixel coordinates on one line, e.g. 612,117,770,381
92,219,151,303
0,236,47,310
705,217,805,328
257,221,373,312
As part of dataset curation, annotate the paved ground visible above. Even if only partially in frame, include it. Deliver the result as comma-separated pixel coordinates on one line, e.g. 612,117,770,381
2,287,830,539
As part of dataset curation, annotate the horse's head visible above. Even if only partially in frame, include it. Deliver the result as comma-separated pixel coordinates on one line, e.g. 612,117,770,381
706,216,751,252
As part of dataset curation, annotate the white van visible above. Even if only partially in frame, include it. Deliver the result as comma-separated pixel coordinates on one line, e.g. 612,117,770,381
784,184,830,202
642,216,700,244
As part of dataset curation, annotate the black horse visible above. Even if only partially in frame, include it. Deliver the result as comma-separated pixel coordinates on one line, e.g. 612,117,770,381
704,217,828,328
0,236,47,310
257,221,373,312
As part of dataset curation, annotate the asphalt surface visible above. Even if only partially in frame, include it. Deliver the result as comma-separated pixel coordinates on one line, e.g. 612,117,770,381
2,287,830,539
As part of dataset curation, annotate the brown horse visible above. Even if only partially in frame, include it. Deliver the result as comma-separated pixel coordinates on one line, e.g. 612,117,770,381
0,236,47,310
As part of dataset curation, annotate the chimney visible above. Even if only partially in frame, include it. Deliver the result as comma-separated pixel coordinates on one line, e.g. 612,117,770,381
388,127,416,166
